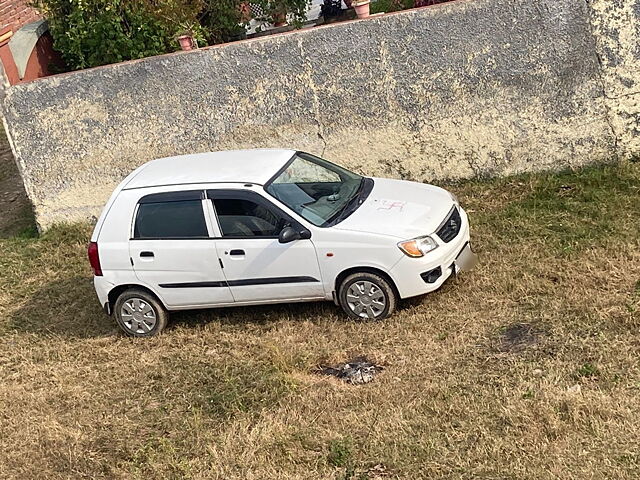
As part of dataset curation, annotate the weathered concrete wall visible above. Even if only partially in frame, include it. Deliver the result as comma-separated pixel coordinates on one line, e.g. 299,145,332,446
0,0,633,228
588,0,640,158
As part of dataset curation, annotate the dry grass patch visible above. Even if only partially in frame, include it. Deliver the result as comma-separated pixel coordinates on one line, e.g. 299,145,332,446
0,162,639,478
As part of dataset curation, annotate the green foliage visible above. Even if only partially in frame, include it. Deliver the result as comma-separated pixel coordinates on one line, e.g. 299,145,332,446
576,363,600,378
369,0,454,13
328,438,352,468
464,163,640,255
522,389,534,399
255,0,312,26
37,0,312,70
36,0,204,70
14,225,39,239
40,222,91,246
199,0,247,45
370,0,412,14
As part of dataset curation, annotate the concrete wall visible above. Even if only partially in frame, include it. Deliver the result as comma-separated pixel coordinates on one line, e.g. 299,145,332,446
1,0,637,228
588,0,640,158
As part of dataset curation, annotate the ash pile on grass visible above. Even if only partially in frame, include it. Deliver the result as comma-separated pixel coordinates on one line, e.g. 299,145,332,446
319,357,383,384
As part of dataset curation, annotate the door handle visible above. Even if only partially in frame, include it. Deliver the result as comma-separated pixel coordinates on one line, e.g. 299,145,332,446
229,249,245,256
140,251,154,258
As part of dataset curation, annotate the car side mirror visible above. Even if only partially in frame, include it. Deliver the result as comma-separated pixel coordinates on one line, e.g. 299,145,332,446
279,226,301,244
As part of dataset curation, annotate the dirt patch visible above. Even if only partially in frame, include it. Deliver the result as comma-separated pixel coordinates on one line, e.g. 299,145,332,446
495,322,548,353
0,131,35,237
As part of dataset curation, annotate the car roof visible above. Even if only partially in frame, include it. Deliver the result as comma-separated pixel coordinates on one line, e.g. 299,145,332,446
123,149,296,189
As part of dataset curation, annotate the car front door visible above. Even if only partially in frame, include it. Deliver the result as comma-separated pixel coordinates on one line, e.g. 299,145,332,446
129,190,234,308
208,189,325,303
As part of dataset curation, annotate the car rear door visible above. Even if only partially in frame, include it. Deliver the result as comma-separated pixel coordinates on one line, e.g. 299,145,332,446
207,189,325,303
129,190,234,308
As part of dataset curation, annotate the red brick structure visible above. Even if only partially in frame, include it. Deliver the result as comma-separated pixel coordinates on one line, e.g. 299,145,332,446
1,0,43,33
0,0,60,85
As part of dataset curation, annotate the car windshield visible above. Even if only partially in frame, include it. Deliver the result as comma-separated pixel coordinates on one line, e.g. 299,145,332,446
265,153,364,226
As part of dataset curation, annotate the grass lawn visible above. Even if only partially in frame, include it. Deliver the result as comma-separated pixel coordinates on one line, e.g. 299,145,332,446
0,156,638,478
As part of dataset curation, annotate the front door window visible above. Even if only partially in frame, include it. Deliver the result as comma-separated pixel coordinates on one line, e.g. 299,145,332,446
213,197,286,238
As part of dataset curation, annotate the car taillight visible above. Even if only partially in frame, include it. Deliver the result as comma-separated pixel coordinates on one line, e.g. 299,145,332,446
88,241,103,276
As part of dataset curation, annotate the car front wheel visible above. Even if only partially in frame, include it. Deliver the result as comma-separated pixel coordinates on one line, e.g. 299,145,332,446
338,272,397,321
114,288,168,337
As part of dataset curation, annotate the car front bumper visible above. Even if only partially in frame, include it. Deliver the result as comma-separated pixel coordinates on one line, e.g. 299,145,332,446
388,207,476,299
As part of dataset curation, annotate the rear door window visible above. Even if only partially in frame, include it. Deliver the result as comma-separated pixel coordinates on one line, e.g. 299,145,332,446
134,195,208,239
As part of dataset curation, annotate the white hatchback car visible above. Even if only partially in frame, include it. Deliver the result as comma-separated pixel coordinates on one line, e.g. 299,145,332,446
89,149,476,337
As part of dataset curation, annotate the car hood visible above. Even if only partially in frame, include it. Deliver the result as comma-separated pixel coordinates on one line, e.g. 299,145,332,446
333,178,455,239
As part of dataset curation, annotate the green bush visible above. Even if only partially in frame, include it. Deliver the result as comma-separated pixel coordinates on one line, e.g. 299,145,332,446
36,0,203,70
199,0,247,45
370,0,453,14
37,0,313,71
370,0,413,14
253,0,312,26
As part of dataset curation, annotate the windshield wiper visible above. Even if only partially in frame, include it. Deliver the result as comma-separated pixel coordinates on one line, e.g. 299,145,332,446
326,178,371,226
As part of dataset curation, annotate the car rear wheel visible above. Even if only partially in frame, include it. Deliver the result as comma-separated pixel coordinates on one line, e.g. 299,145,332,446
114,289,168,337
338,272,397,321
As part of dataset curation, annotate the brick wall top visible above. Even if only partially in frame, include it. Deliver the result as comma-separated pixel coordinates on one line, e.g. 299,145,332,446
1,0,42,33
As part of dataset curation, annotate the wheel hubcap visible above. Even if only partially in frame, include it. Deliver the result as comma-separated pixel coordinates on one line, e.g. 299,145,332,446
346,281,386,319
120,298,157,334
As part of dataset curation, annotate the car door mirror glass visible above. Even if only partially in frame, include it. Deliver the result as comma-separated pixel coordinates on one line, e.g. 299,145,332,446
299,228,311,240
279,226,301,244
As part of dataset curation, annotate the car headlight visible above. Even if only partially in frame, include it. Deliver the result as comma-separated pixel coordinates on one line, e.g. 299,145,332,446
397,235,438,257
450,191,459,205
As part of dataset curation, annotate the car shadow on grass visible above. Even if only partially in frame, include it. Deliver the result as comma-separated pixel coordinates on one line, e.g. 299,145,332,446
6,276,118,339
170,288,446,332
8,277,346,338
8,277,440,338
169,299,343,331
169,280,460,331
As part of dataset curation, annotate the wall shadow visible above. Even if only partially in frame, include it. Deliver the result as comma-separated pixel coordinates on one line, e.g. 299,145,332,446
0,131,37,238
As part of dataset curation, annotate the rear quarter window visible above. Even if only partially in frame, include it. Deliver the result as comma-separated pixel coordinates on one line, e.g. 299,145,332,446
133,200,208,239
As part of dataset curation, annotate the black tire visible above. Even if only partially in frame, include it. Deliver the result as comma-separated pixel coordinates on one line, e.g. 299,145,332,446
114,288,168,337
338,272,397,321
